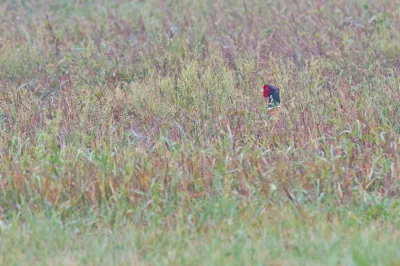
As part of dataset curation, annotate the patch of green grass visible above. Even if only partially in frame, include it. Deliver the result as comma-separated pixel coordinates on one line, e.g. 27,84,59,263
1,199,400,265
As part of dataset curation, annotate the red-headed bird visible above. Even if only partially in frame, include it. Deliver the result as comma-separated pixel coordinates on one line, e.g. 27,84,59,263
262,84,281,115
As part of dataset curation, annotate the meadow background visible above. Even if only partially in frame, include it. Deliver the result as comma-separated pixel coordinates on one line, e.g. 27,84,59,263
0,0,399,265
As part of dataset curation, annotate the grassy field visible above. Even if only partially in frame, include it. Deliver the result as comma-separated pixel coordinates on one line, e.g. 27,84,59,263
0,0,400,265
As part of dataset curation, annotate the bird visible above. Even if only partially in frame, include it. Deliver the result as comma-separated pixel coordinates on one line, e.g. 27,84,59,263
262,84,281,115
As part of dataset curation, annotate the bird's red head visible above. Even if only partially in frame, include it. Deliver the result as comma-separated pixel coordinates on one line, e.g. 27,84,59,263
263,84,271,98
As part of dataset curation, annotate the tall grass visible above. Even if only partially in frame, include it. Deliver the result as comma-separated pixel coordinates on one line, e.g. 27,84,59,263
1,0,400,264
0,0,399,223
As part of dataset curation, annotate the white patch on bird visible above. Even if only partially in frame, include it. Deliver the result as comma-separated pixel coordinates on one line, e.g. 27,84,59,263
268,105,281,110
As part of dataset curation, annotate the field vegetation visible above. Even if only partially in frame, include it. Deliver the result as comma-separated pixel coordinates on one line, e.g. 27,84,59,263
0,0,399,265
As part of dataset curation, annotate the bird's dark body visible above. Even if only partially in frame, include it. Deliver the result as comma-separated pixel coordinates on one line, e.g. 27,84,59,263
263,84,280,109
